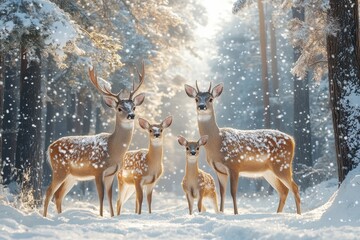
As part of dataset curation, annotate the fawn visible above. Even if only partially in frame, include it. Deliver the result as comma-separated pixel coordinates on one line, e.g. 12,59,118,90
116,116,172,215
178,135,219,215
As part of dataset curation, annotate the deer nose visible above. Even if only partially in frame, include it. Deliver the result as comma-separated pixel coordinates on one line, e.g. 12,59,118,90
198,105,207,110
190,151,196,156
154,133,160,138
127,113,135,120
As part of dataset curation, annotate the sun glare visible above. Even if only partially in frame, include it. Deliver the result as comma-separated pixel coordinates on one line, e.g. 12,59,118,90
196,0,235,38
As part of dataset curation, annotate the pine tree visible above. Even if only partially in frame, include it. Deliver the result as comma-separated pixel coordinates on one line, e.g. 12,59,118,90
1,53,19,184
15,42,43,206
292,6,312,189
327,0,360,183
0,0,81,205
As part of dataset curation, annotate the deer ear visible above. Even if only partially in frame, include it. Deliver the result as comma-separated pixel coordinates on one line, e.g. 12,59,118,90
177,135,187,146
211,83,223,98
184,84,197,98
103,96,118,108
161,116,173,128
138,118,150,130
133,93,145,106
198,135,209,146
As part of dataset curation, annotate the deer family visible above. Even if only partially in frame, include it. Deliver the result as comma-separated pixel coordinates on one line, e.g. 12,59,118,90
43,63,146,217
116,116,172,215
178,135,219,215
184,82,301,215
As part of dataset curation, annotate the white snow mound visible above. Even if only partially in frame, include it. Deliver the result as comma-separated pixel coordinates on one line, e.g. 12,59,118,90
320,166,360,226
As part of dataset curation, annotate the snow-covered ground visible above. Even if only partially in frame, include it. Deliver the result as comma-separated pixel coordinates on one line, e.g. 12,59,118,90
1,167,359,240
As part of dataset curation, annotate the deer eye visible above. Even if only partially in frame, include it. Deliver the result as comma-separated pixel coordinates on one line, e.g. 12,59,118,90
197,147,199,150
209,98,213,103
195,99,199,102
133,107,136,111
149,130,153,133
118,108,122,112
186,147,189,151
160,129,163,132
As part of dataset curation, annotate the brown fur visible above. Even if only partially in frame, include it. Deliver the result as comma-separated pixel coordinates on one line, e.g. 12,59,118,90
185,83,301,215
178,135,219,215
43,66,145,217
116,116,172,215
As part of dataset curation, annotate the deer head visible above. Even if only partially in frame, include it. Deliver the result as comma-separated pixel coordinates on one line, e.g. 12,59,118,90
184,82,223,114
138,116,173,146
178,135,208,163
89,62,146,122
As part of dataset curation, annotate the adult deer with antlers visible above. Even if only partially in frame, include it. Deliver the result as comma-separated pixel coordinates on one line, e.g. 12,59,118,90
43,63,146,217
185,82,301,215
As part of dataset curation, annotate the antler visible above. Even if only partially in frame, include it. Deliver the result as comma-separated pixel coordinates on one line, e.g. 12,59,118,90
129,61,145,100
195,81,211,92
208,82,212,93
88,67,119,98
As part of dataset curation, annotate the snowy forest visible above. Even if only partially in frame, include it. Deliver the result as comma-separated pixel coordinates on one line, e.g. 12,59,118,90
0,0,359,239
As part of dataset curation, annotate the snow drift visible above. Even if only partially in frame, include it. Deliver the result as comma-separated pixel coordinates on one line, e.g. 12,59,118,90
0,167,359,239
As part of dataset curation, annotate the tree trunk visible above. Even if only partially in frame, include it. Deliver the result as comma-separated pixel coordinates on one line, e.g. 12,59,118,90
254,0,271,192
0,52,3,165
66,91,77,135
292,7,312,189
1,53,19,184
327,0,360,183
43,56,57,186
82,93,92,135
269,13,280,130
54,104,67,138
43,101,55,186
15,46,43,207
95,106,103,134
257,0,270,129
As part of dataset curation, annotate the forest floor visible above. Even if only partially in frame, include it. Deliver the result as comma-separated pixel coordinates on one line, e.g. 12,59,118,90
0,167,360,240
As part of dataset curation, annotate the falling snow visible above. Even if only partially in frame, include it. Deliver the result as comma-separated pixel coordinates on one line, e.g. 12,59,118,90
0,0,359,239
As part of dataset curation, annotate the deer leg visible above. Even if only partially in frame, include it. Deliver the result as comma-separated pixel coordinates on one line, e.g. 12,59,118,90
186,193,194,215
291,180,301,214
197,192,204,213
117,184,135,214
135,200,138,214
117,182,127,215
229,170,239,215
263,173,289,213
95,176,105,217
104,174,115,217
278,176,301,214
54,177,76,214
43,174,68,217
134,179,143,214
217,172,228,212
211,191,219,213
124,185,135,204
146,183,155,214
